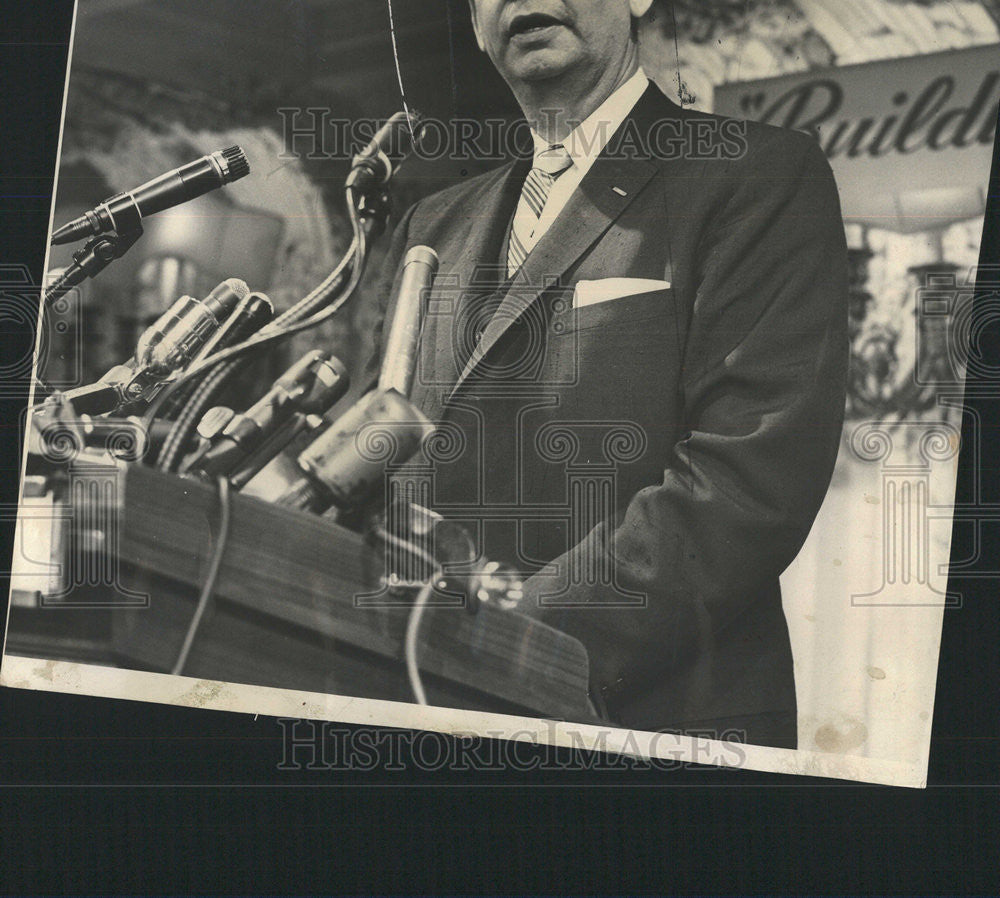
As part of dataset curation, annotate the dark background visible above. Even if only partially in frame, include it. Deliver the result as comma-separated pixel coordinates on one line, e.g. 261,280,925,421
1,1,999,893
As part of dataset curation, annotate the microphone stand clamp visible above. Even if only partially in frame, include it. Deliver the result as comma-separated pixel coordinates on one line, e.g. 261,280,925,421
355,187,392,241
44,204,144,308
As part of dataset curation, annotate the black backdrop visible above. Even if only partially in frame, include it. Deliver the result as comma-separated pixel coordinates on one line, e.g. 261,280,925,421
1,2,999,893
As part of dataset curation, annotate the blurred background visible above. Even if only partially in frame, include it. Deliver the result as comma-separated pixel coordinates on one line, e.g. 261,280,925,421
39,0,1000,770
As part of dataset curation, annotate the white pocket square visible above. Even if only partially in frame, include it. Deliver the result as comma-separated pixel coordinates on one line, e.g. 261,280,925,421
573,278,672,309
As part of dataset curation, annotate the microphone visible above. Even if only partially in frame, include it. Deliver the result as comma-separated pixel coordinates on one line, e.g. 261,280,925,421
378,245,438,398
131,279,249,379
346,110,427,194
152,291,274,422
276,389,435,514
50,147,251,245
54,278,249,414
182,350,350,480
275,245,439,515
187,291,274,369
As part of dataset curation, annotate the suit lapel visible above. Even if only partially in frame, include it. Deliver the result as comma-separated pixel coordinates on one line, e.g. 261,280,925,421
416,159,527,423
449,151,658,400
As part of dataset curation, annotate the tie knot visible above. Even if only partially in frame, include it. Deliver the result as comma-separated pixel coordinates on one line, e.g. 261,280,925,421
534,143,573,176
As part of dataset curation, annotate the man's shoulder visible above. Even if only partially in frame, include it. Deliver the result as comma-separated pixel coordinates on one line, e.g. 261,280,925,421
636,82,825,172
676,98,825,170
407,161,517,227
727,113,825,168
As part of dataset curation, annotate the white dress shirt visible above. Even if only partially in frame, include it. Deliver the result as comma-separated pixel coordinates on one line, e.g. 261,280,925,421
511,67,649,258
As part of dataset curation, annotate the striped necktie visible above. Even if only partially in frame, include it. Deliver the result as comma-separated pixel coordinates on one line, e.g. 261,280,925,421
507,143,574,277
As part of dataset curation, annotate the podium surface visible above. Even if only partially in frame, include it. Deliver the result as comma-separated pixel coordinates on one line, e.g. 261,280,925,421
5,461,594,722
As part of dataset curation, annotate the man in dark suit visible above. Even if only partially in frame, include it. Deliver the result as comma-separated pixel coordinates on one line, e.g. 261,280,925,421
369,0,849,749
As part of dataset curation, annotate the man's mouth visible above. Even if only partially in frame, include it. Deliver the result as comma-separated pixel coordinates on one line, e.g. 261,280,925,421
508,13,565,40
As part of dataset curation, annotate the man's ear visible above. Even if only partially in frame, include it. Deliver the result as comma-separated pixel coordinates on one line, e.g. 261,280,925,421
629,0,655,16
467,0,486,52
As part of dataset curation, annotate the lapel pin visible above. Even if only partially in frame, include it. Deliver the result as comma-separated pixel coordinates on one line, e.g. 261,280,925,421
612,186,628,196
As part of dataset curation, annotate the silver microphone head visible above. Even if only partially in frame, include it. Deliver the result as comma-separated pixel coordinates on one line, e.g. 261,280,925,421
212,146,251,183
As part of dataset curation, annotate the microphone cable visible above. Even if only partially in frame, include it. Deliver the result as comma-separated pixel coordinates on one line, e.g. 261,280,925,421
171,476,233,677
371,520,441,706
405,579,436,706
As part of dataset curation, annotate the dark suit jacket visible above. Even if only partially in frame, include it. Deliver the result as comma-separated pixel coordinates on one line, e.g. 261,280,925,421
368,81,849,748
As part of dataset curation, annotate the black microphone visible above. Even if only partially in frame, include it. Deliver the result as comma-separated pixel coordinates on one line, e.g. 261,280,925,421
182,350,350,480
346,110,427,194
51,146,251,245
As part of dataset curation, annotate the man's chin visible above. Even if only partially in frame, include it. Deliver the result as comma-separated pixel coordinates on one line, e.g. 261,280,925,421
504,46,578,84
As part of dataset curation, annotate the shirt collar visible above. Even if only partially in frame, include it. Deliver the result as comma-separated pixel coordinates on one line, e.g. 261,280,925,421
530,67,648,169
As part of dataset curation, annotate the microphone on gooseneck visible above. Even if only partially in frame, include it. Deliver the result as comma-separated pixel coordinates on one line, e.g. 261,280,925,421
50,146,251,245
346,110,427,194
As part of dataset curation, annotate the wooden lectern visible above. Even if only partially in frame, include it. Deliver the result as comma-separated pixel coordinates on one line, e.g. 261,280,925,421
5,459,594,722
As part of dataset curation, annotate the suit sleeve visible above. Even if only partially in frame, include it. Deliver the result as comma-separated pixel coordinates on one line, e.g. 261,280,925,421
519,131,850,696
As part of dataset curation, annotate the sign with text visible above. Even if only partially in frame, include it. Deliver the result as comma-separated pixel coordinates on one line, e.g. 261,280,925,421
714,44,1000,233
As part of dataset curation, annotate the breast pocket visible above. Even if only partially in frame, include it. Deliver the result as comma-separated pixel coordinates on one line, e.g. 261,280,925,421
553,287,677,340
542,286,682,410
